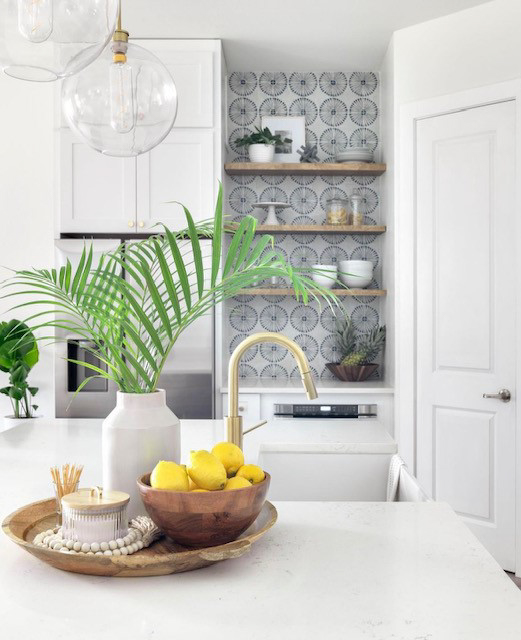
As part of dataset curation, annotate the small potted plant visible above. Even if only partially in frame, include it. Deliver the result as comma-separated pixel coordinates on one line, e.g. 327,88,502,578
326,316,386,382
0,319,39,429
235,126,292,163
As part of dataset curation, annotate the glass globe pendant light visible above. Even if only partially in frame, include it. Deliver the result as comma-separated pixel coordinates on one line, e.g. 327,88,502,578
0,0,119,82
61,1,178,157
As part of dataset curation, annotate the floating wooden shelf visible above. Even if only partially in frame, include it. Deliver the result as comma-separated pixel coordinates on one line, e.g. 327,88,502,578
226,224,385,235
238,288,386,297
224,162,386,176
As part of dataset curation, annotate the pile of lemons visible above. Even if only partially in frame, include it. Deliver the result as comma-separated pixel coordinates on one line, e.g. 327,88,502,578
150,442,265,492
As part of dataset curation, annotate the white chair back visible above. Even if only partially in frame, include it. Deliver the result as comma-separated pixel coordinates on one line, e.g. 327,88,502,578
387,454,432,503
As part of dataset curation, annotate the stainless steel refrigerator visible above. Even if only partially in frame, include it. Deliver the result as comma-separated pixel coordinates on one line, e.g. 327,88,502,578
54,238,214,420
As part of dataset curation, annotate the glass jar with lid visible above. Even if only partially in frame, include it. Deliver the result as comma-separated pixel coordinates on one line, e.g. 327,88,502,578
350,194,365,226
326,198,348,225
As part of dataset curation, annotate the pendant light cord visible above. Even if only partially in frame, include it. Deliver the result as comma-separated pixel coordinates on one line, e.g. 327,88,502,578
117,0,122,32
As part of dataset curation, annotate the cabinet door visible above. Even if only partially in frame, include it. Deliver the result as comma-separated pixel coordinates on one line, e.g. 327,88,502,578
136,129,214,232
137,40,215,128
60,131,136,233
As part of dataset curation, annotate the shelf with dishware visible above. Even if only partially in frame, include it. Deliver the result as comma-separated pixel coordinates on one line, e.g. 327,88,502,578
237,288,386,297
226,223,386,235
224,162,386,176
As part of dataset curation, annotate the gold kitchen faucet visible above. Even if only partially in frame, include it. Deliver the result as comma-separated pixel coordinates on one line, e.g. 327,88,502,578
225,332,317,447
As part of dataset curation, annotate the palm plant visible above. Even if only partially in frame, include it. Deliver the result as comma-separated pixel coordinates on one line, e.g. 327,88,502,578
2,188,338,394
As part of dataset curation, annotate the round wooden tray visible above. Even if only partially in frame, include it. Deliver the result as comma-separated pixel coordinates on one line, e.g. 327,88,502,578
2,498,277,577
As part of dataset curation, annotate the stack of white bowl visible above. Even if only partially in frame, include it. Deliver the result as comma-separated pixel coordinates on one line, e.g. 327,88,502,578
311,264,338,289
338,260,373,289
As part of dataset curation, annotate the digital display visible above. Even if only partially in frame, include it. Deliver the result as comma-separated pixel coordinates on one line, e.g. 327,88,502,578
320,406,332,411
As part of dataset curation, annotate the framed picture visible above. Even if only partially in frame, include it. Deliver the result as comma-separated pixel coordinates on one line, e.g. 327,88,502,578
261,115,306,162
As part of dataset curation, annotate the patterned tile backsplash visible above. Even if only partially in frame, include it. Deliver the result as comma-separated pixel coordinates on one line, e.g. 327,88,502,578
224,71,384,382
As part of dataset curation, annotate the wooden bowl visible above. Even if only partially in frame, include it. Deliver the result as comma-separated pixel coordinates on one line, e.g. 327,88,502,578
326,362,378,382
137,472,271,548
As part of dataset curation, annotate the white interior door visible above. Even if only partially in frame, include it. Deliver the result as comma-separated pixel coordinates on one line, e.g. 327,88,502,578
416,100,516,570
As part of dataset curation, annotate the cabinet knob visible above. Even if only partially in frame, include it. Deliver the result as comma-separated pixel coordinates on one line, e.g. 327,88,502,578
128,220,135,228
138,221,145,228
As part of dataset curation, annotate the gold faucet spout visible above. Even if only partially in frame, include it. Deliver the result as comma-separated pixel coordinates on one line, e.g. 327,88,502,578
225,332,318,447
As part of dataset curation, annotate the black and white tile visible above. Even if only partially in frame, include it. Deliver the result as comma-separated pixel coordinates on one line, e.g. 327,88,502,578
225,70,383,380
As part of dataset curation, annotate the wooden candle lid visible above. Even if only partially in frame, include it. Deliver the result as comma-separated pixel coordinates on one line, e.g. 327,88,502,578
62,487,130,511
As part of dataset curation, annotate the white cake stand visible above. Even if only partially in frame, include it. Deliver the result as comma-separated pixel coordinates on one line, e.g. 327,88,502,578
256,202,291,226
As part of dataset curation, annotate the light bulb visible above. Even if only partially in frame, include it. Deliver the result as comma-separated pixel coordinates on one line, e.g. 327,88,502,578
109,55,135,133
18,0,53,43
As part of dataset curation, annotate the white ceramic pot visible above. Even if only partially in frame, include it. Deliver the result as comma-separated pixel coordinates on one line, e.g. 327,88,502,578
311,264,338,289
2,416,40,433
248,144,275,163
102,389,180,519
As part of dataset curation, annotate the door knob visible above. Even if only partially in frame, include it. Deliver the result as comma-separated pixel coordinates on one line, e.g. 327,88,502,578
483,389,511,402
128,220,135,228
138,221,145,228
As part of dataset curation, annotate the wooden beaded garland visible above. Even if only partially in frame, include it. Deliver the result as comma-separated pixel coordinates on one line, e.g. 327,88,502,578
32,516,161,557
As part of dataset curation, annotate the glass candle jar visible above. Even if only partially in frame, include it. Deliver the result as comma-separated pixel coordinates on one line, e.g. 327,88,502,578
61,487,130,543
326,198,348,225
350,194,365,226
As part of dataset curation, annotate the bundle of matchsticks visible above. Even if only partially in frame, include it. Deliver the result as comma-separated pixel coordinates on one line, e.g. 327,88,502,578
50,464,83,501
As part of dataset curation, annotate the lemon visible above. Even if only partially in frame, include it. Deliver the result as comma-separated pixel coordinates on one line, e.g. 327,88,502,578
236,464,265,484
150,460,189,491
224,476,252,491
191,489,209,492
188,476,199,491
211,442,245,477
187,450,227,491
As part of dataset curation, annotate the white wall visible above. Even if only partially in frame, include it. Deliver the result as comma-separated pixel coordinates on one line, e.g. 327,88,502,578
392,0,521,105
0,75,55,419
380,37,396,393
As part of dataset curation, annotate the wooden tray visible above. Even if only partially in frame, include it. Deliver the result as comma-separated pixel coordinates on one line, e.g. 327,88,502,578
2,498,277,577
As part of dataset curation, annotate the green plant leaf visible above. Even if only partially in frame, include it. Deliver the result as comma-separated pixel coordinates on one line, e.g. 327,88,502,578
211,185,223,287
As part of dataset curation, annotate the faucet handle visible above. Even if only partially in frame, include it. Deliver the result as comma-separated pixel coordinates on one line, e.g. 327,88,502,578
242,420,268,436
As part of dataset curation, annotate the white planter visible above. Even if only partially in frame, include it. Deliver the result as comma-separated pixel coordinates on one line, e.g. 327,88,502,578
248,144,275,163
2,416,40,433
102,389,180,519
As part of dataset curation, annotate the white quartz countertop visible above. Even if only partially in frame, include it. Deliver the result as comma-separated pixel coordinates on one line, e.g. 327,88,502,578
1,420,521,639
221,377,394,394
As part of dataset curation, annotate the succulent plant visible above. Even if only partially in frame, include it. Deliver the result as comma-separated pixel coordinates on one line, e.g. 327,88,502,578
235,126,292,148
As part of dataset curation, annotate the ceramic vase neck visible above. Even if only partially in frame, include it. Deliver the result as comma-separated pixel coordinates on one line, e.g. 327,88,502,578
115,389,166,410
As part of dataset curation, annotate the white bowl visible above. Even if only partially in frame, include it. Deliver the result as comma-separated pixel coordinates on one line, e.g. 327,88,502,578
338,260,373,289
341,274,373,289
311,264,337,289
339,260,373,274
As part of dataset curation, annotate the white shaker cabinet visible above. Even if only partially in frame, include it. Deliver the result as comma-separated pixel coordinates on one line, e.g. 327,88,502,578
59,131,137,233
58,40,223,234
141,40,215,128
136,129,215,232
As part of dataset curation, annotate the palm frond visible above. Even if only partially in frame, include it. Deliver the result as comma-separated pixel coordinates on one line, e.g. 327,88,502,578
2,186,340,393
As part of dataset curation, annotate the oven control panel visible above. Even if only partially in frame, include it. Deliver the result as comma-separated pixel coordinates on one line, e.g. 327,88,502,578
274,404,377,419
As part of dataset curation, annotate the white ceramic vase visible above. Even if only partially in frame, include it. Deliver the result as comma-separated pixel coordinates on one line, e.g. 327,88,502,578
248,143,275,163
102,389,180,519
